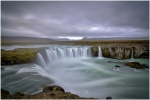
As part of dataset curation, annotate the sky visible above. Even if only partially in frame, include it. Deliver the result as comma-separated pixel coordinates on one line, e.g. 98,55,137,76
1,1,149,40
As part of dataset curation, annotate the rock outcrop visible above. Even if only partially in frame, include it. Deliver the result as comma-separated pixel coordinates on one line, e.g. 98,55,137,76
101,46,131,59
125,62,149,69
91,46,99,57
1,85,94,99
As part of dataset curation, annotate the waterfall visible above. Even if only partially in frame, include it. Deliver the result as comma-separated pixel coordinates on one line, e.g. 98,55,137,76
36,53,47,68
35,46,92,67
98,46,103,57
131,48,134,59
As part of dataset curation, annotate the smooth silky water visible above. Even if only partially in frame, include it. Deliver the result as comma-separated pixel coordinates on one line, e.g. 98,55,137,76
1,45,149,99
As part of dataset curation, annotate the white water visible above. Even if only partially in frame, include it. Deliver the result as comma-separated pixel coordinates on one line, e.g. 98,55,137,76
35,53,47,68
98,46,103,57
131,48,134,59
1,45,149,99
36,46,95,67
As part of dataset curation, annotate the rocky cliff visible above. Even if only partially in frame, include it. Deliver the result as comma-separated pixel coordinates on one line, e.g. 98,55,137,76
91,45,149,59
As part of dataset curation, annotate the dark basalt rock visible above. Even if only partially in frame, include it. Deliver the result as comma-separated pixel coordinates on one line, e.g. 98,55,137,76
115,65,120,67
1,89,11,99
91,46,99,57
43,85,65,93
125,62,148,69
106,96,112,99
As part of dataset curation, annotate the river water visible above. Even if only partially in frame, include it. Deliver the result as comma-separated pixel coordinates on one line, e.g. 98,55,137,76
1,45,149,99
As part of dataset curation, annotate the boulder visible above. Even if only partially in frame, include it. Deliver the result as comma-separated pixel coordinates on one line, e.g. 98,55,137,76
43,85,65,93
125,62,146,69
106,96,112,99
115,65,120,67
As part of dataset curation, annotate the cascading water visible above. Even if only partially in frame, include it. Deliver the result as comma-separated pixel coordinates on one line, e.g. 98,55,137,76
36,46,92,66
35,53,47,68
36,46,104,67
98,46,103,57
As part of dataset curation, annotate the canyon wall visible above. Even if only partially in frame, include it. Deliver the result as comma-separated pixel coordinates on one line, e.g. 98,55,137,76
91,45,149,59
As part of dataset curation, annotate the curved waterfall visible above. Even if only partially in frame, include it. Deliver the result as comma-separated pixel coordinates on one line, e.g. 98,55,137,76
2,45,149,99
35,46,103,67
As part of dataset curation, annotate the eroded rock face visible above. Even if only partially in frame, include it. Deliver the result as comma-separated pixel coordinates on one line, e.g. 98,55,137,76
91,46,99,57
101,46,129,59
134,46,148,57
92,45,149,59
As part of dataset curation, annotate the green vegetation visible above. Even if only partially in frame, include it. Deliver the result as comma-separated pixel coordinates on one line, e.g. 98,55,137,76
1,48,39,65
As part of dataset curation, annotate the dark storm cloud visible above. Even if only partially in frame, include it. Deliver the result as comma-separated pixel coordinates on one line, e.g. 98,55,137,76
1,1,149,39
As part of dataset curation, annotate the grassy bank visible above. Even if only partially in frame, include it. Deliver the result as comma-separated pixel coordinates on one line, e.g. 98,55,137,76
1,48,40,65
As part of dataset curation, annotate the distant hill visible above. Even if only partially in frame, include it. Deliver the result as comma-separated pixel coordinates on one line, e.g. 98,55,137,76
1,36,55,44
81,37,149,41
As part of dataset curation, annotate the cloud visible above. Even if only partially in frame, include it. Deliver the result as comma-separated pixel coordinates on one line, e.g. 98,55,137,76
1,1,149,39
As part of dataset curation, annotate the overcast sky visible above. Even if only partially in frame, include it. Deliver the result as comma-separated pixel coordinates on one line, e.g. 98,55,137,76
1,1,149,39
